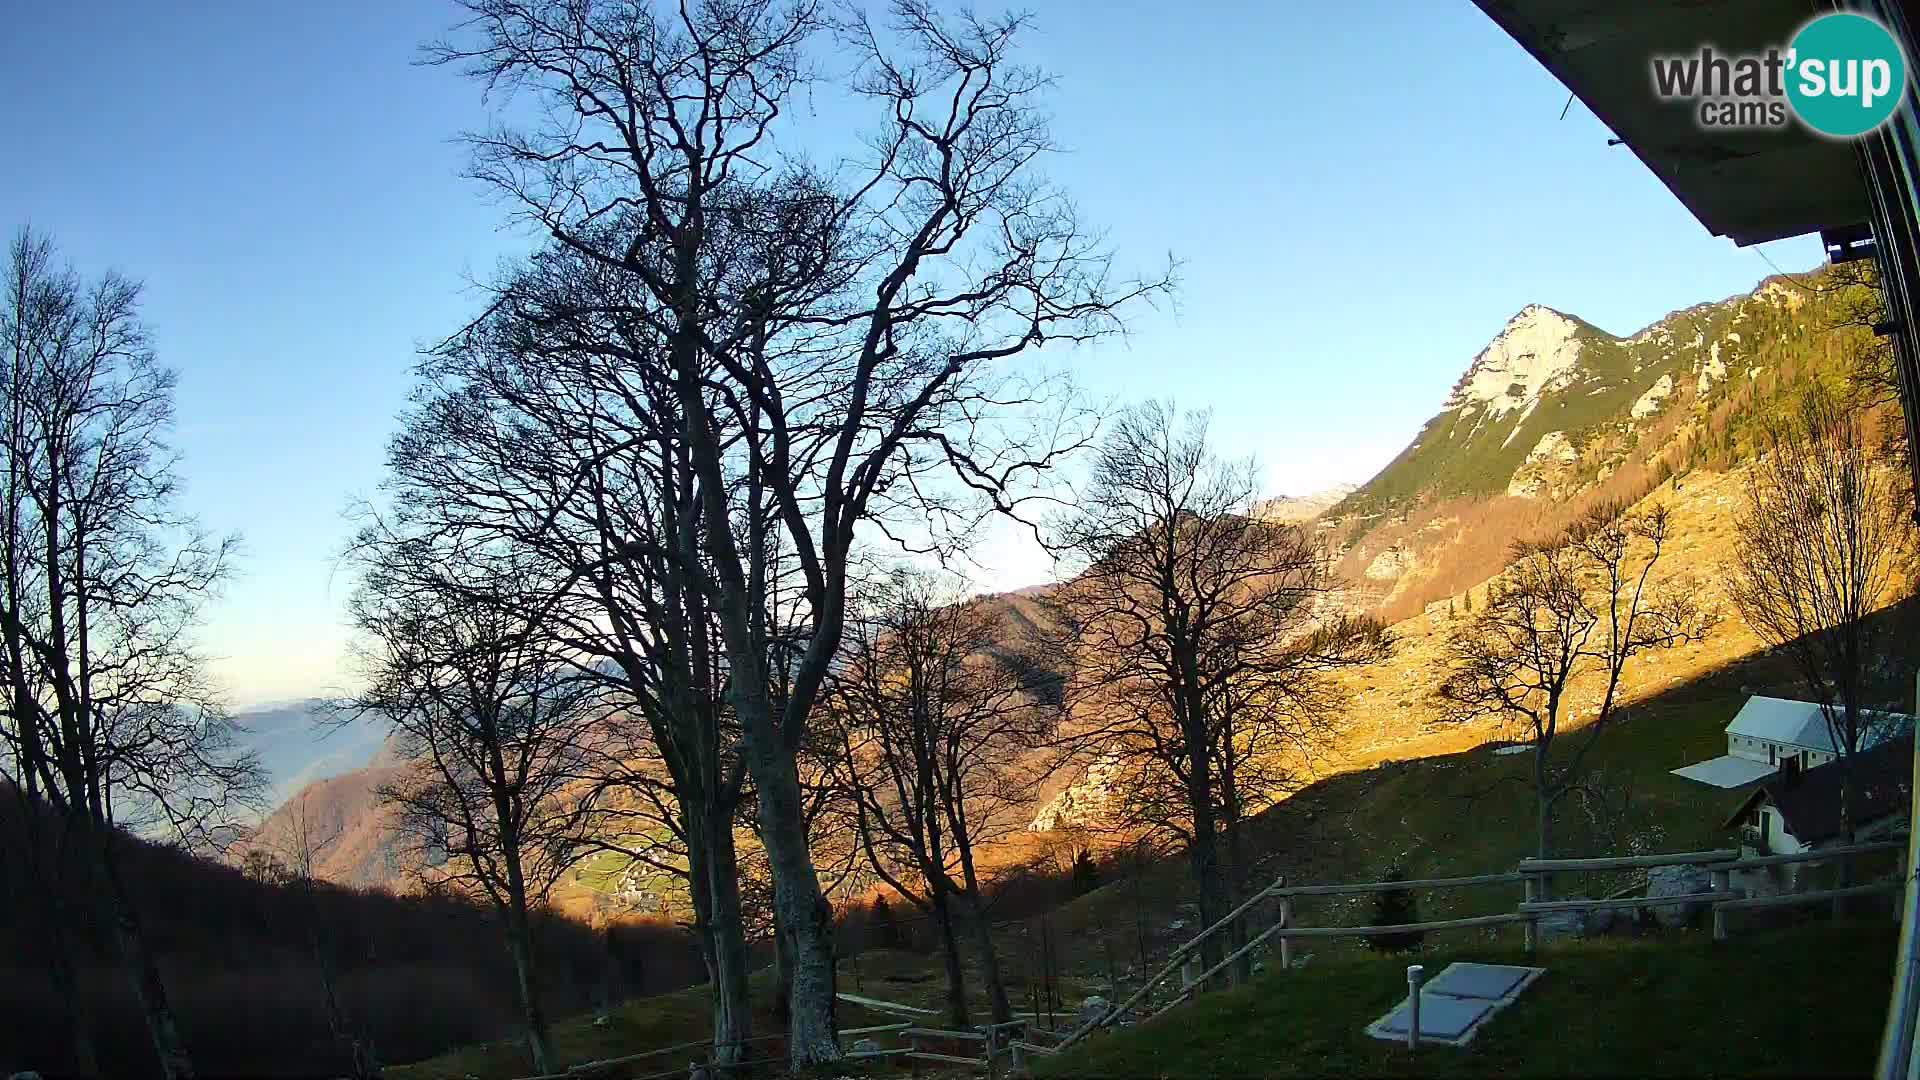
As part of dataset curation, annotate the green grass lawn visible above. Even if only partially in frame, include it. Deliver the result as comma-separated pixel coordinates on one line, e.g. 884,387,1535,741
384,983,713,1080
1036,921,1897,1079
384,976,900,1080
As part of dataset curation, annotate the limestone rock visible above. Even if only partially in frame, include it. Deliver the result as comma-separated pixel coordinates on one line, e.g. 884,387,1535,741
1365,546,1413,580
1647,864,1714,929
1445,306,1587,419
1630,373,1675,419
1507,431,1580,498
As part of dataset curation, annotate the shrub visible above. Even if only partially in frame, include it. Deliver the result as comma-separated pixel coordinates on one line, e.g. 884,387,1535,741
1364,867,1425,953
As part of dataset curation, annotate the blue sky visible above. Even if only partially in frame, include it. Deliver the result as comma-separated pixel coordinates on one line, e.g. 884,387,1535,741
3,1,1823,707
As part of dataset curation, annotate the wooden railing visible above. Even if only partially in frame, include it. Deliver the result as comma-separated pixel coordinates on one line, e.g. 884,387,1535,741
514,839,1909,1078
1513,838,1910,941
879,1018,1037,1078
1048,836,1908,1061
509,1022,918,1080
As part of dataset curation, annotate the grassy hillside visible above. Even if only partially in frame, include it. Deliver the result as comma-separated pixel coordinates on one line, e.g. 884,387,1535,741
1030,658,1762,977
1035,921,1895,1079
385,978,901,1080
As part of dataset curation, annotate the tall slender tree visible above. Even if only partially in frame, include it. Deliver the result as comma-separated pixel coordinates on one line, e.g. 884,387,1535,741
1049,401,1389,990
383,236,767,1063
347,543,602,1077
424,2,1165,1061
824,568,1051,1025
0,226,259,1080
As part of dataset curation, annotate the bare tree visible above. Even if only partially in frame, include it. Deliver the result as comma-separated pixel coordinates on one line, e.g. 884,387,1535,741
1048,402,1389,988
1441,504,1710,864
1728,386,1914,846
0,226,259,1080
347,543,603,1076
423,1,1166,1061
823,567,1052,1025
260,794,381,1079
385,235,766,1064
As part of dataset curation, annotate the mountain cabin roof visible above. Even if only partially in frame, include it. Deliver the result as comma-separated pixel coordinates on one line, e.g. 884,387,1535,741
1723,735,1915,845
1725,696,1913,755
1468,0,1869,246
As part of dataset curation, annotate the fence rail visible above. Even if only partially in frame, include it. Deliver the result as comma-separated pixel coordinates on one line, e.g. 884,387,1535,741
1516,848,1741,873
1271,871,1526,897
514,836,1909,1079
1707,837,1907,871
1717,879,1907,911
1048,834,1908,1063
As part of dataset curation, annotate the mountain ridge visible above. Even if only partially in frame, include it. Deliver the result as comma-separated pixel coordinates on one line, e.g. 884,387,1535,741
1335,268,1825,521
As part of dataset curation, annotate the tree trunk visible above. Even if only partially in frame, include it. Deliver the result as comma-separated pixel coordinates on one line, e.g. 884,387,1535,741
954,835,1009,1023
504,903,555,1076
739,720,841,1066
931,889,970,1029
3,632,95,1075
1184,827,1227,991
1184,749,1227,990
1837,726,1857,908
305,890,379,1080
1223,811,1252,984
772,903,791,1021
47,882,102,1078
957,889,1011,1025
315,934,380,1079
17,805,102,1078
702,814,753,1067
496,814,555,1076
96,831,194,1080
1534,746,1555,870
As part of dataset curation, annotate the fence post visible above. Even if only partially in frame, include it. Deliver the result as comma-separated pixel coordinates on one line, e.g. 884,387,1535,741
1406,964,1426,1053
1279,896,1294,971
1523,874,1537,954
986,1023,999,1080
1711,868,1730,942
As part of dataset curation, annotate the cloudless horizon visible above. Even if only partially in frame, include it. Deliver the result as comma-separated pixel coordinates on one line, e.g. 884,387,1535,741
3,1,1824,708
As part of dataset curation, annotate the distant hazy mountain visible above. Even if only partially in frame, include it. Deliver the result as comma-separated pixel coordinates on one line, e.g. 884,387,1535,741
232,699,390,810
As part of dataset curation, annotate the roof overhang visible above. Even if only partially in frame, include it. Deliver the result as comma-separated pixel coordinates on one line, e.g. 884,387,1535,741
1471,0,1872,246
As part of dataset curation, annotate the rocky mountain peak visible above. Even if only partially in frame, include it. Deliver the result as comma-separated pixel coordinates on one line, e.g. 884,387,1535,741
1445,305,1591,419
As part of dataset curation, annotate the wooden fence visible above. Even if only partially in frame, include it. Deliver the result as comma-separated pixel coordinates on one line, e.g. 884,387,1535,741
515,838,1908,1078
1050,836,1908,1058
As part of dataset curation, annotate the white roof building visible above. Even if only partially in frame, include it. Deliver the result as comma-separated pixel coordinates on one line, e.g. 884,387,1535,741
1671,696,1913,790
1724,695,1910,759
